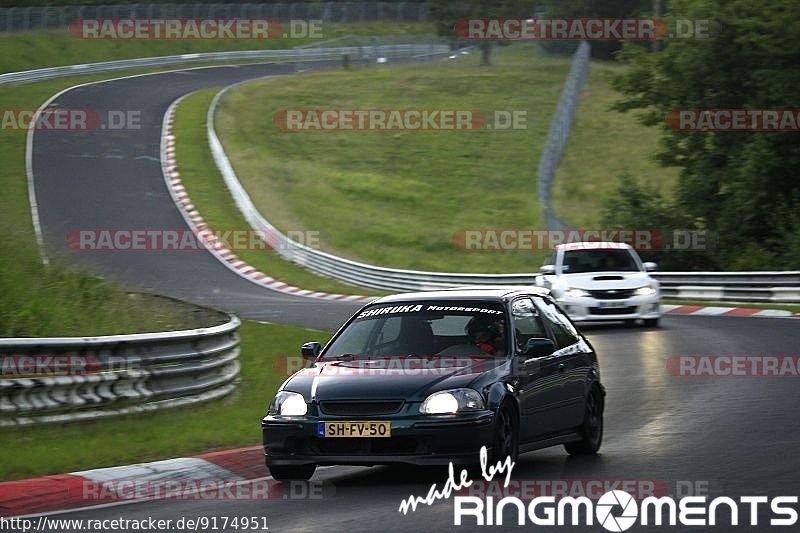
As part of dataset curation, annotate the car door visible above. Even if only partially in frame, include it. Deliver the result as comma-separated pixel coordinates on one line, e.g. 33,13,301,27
510,297,566,441
533,297,591,429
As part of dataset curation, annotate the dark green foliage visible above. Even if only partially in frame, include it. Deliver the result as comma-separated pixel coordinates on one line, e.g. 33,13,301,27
610,0,800,269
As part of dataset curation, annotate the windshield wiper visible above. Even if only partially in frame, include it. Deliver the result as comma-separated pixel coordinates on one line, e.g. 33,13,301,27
327,353,358,361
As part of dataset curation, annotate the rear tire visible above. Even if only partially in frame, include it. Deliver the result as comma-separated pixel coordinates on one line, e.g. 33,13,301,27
268,464,316,481
564,387,603,455
643,318,660,327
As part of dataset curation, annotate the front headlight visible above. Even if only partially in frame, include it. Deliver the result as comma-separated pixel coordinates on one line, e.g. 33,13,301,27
268,391,307,416
634,286,657,296
420,388,485,414
564,287,590,298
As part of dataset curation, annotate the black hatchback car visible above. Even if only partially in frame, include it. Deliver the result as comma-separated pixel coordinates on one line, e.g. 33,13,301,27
262,287,605,481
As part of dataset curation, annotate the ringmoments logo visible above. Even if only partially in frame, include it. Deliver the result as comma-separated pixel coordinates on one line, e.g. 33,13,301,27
452,491,799,528
396,449,798,529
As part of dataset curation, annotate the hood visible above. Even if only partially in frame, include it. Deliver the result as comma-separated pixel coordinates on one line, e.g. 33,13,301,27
282,356,504,402
558,271,655,290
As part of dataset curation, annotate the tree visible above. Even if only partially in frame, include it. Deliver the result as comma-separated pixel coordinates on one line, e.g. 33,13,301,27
540,0,653,58
612,0,800,269
601,175,716,270
429,0,537,66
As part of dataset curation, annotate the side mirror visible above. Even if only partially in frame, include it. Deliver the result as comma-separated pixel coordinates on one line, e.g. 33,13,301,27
301,341,321,360
539,264,556,275
521,338,556,358
643,261,658,272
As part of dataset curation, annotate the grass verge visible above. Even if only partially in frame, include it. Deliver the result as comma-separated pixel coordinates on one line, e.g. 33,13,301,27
216,45,568,273
550,61,681,226
172,88,383,296
1,320,330,480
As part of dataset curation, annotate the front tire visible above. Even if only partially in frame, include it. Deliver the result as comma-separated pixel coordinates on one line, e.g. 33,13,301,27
491,403,519,465
268,463,316,481
643,318,660,327
564,387,603,455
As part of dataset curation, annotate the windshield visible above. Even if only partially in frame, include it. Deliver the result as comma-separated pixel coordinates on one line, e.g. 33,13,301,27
323,301,509,358
561,249,640,274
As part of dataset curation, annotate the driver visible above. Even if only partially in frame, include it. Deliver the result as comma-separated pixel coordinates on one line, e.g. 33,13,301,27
466,316,506,355
600,253,621,271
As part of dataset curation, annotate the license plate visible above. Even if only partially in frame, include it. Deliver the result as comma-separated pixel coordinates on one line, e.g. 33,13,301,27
317,421,391,438
597,301,628,308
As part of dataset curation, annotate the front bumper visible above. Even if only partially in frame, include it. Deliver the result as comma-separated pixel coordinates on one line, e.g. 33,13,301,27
557,294,662,322
262,410,495,467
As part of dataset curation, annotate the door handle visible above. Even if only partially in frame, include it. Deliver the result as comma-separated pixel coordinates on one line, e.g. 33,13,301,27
558,363,567,372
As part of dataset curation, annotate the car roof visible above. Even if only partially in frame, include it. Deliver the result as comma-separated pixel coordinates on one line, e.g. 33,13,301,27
556,241,633,251
371,286,550,304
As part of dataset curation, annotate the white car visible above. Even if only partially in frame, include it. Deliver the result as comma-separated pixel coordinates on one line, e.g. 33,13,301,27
535,242,662,326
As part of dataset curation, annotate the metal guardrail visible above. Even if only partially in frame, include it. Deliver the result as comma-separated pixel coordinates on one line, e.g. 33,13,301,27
538,40,590,231
654,272,800,303
0,315,241,427
0,2,430,33
0,43,450,86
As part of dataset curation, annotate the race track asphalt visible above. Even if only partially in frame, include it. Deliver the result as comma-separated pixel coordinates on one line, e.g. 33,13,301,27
29,62,800,532
31,61,363,331
38,317,800,532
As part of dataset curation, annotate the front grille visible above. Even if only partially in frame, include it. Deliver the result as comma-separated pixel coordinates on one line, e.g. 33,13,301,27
319,400,404,416
588,289,635,300
589,306,637,316
308,437,422,455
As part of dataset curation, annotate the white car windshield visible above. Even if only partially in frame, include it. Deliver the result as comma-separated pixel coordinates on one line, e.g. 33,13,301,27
323,301,509,358
562,249,640,274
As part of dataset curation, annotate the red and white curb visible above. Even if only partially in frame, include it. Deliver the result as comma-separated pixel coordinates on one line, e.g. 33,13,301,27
0,446,271,517
662,304,798,319
160,96,372,304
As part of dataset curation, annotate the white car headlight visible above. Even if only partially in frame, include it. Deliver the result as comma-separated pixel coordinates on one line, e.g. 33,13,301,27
634,286,657,296
564,288,591,298
269,391,307,416
420,388,485,414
